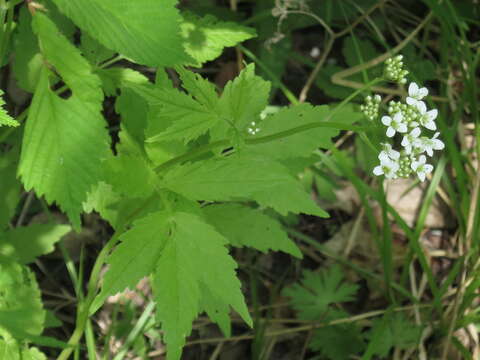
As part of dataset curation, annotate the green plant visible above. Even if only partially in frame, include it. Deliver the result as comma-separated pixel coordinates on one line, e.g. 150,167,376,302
1,0,475,359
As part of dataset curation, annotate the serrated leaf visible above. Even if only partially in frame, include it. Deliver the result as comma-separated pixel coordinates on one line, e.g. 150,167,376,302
131,83,220,144
249,104,355,159
102,154,157,198
97,68,149,97
212,64,271,140
310,322,365,360
181,12,256,66
22,347,47,360
18,14,110,229
0,224,70,264
163,153,328,217
176,66,218,110
51,0,191,67
0,90,18,127
91,211,170,313
153,212,251,360
0,338,20,360
0,151,21,231
80,32,115,65
367,312,422,357
283,265,358,320
203,203,302,257
0,263,45,337
12,8,42,93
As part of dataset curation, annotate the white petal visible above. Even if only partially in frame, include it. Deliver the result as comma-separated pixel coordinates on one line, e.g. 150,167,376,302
426,147,433,157
406,97,417,106
426,109,438,121
433,139,445,150
408,82,419,96
418,155,427,164
424,164,434,174
401,136,409,147
417,171,426,182
390,149,400,160
381,116,392,126
373,166,384,176
391,161,400,172
424,120,436,131
397,123,408,133
379,151,389,162
411,127,421,137
393,112,404,122
386,126,396,138
415,101,427,114
433,132,440,139
418,87,428,98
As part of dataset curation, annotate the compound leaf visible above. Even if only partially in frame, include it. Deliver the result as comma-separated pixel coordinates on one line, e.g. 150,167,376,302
91,211,170,314
0,224,70,264
163,153,328,217
283,265,358,320
51,0,191,66
18,14,110,229
181,13,256,66
203,203,302,257
0,263,45,338
152,212,251,360
0,90,17,127
250,104,361,159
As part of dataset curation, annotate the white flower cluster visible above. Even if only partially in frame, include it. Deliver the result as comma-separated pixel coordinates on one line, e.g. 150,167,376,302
384,55,409,84
360,94,381,121
247,121,261,135
373,82,444,182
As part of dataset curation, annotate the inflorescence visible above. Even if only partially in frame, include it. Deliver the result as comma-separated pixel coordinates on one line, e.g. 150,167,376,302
363,57,444,182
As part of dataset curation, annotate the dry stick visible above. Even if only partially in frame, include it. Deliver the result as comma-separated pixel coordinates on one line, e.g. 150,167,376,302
330,12,447,103
182,305,431,346
441,165,480,359
296,0,387,102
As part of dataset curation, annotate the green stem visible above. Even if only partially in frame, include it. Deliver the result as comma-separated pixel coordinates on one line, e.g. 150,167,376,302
0,0,15,66
154,121,369,173
56,196,156,360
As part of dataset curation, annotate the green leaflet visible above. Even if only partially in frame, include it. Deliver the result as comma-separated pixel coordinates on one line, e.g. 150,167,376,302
51,0,191,67
203,203,302,257
0,262,45,338
131,82,220,145
283,265,358,320
0,151,21,230
366,312,423,357
92,210,250,360
249,104,361,159
163,152,328,217
0,339,47,360
91,211,171,314
0,90,17,127
12,8,42,93
18,14,110,229
211,63,271,141
181,12,257,66
0,224,70,265
153,212,251,360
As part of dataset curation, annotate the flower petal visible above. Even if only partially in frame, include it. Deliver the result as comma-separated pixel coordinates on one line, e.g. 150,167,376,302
373,166,384,176
386,126,396,138
408,82,419,96
381,116,392,126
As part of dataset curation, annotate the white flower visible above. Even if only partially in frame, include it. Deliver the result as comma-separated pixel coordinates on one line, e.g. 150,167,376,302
401,127,421,154
406,82,428,105
379,143,400,161
373,157,399,179
416,132,445,157
381,112,408,137
411,155,433,182
415,101,438,130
